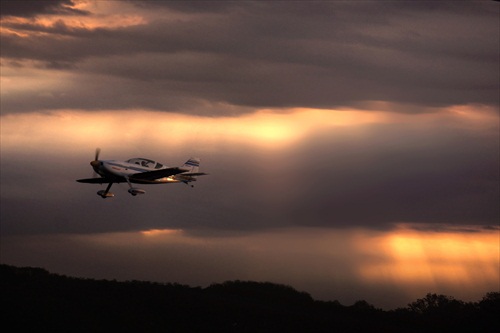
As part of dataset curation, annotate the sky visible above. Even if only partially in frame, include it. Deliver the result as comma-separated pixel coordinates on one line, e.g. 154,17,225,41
1,0,499,309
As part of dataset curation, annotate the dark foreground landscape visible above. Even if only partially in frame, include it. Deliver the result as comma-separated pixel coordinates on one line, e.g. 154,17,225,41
1,264,498,332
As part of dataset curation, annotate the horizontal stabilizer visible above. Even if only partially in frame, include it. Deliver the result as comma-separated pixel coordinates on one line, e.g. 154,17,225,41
181,172,208,176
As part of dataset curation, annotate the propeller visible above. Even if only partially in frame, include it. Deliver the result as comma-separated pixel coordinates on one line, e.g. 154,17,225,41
90,148,101,177
94,147,101,161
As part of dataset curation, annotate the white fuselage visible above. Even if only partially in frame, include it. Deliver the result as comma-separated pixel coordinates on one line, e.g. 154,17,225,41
95,159,185,184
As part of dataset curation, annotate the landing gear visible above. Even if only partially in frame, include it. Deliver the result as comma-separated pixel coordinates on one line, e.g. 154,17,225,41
96,179,146,198
97,190,114,198
128,188,146,196
97,182,114,198
125,177,146,196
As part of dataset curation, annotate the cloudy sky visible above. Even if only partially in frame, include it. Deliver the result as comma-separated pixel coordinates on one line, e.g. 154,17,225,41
1,1,499,309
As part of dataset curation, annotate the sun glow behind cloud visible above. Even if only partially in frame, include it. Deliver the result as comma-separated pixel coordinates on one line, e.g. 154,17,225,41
1,106,496,156
130,225,500,305
0,108,382,153
356,225,499,289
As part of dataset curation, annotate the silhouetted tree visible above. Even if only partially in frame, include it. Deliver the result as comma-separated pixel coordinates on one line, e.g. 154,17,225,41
475,292,500,333
408,293,462,314
1,264,498,332
351,299,377,312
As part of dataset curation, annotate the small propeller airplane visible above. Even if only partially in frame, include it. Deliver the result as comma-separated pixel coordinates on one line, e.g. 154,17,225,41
77,149,207,198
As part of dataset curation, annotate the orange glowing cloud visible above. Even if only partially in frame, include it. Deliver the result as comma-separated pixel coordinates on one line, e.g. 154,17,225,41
1,106,497,157
356,225,499,290
0,109,380,153
130,225,499,292
141,229,183,237
0,0,147,34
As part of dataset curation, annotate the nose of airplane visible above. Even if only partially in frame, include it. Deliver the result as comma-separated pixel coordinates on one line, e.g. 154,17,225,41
90,148,101,169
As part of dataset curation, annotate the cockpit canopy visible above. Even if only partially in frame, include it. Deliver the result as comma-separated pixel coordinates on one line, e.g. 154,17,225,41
126,158,164,169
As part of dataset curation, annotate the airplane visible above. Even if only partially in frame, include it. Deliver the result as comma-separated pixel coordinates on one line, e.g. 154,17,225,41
77,149,207,198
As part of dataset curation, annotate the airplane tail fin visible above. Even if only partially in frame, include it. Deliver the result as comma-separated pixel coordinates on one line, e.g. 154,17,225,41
182,157,201,174
178,158,207,185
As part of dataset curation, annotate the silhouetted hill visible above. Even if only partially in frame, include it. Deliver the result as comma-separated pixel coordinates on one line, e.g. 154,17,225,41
1,264,498,332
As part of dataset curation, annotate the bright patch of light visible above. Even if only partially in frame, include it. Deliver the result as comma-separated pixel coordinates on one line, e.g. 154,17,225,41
141,229,183,236
356,225,499,287
1,106,497,156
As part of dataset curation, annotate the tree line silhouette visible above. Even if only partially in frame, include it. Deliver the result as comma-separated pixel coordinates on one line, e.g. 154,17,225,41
1,264,498,332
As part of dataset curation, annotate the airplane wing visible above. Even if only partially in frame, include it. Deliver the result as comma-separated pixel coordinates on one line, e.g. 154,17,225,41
129,167,187,181
181,172,208,176
77,168,187,184
76,178,113,184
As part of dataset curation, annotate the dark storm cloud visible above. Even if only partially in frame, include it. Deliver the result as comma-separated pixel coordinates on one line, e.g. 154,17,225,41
283,123,499,229
1,1,498,114
0,0,87,18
